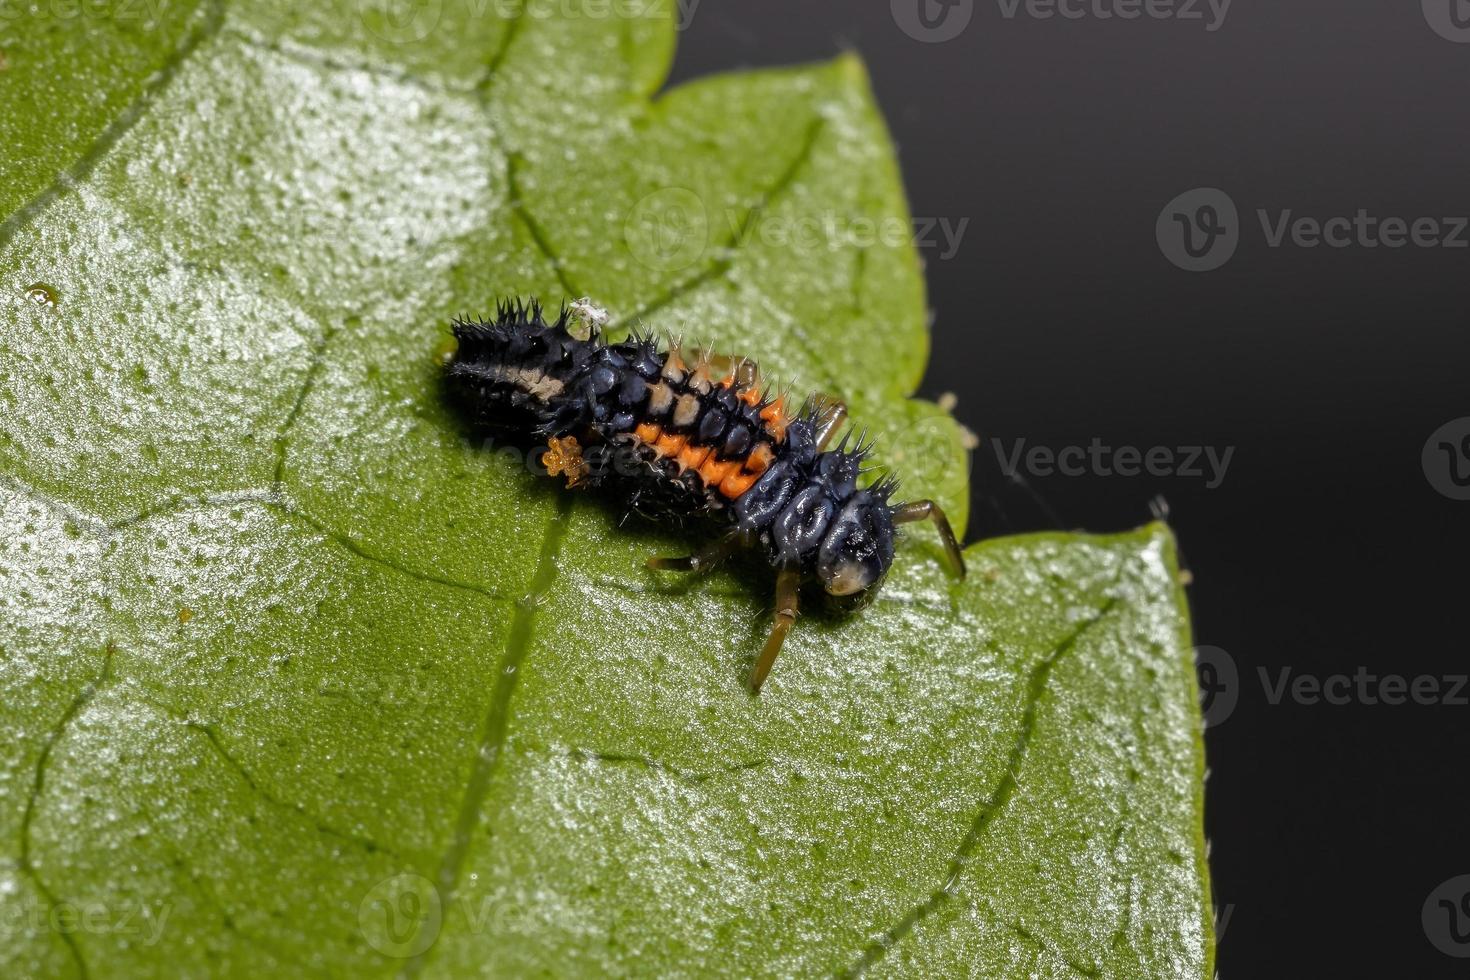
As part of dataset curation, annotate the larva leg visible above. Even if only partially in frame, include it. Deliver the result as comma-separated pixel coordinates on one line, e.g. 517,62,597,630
892,499,967,579
750,565,801,694
646,531,744,573
730,356,759,388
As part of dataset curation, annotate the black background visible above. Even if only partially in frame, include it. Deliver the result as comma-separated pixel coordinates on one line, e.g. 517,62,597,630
670,2,1467,976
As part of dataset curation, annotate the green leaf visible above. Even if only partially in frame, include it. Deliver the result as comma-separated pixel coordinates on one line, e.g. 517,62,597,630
0,2,1213,977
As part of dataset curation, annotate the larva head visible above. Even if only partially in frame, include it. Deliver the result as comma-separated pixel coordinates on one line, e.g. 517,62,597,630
815,488,896,602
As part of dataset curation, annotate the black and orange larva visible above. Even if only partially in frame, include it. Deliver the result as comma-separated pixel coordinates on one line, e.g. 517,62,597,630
445,299,966,692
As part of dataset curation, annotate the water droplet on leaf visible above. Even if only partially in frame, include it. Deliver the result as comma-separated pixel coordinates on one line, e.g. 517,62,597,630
23,282,58,309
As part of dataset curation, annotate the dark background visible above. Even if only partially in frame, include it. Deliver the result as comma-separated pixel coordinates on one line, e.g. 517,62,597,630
671,2,1468,976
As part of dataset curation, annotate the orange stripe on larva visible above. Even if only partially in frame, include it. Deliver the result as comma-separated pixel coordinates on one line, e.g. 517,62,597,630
635,411,766,499
678,444,713,470
745,442,775,475
759,397,787,441
699,457,740,487
719,371,765,407
720,469,760,498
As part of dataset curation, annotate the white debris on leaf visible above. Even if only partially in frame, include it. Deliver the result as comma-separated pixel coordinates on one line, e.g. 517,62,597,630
568,298,610,336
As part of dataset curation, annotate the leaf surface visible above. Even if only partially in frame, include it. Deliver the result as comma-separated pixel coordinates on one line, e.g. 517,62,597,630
0,2,1212,976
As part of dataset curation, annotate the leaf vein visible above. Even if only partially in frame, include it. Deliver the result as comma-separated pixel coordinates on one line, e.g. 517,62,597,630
0,0,227,251
17,643,116,980
609,116,826,332
0,474,508,602
842,592,1123,977
399,492,575,978
1002,918,1102,978
132,690,404,860
272,324,338,485
506,152,585,299
171,851,332,975
286,504,511,602
475,2,530,98
564,746,769,785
